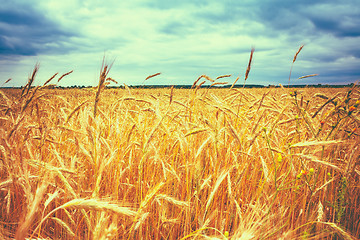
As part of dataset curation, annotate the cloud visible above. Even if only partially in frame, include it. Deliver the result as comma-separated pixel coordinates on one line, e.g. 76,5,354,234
255,1,360,38
306,8,360,37
1,0,360,87
0,3,75,59
160,21,191,35
146,0,209,9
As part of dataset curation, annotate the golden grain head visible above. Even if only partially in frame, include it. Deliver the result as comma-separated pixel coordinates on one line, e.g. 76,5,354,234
293,44,304,63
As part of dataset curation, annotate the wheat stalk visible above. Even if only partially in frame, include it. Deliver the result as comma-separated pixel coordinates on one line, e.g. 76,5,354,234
57,70,73,83
145,72,161,81
288,45,304,86
15,182,48,240
94,57,114,117
244,47,255,86
32,198,137,239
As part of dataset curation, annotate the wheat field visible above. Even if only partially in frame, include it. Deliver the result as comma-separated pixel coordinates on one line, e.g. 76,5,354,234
1,74,359,239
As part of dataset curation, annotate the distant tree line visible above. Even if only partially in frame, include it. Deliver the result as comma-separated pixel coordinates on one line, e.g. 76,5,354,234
1,83,357,89
59,83,357,89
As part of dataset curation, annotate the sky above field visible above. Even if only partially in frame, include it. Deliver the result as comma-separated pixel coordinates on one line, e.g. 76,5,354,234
1,0,360,87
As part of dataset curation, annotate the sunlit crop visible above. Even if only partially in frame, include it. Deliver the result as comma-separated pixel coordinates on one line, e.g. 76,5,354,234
0,49,359,239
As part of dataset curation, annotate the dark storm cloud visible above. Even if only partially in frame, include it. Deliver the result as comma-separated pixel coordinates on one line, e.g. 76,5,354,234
0,9,44,26
254,0,360,38
0,5,74,58
0,35,36,56
308,15,360,37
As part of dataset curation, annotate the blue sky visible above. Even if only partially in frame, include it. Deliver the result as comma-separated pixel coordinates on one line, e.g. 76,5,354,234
1,0,359,87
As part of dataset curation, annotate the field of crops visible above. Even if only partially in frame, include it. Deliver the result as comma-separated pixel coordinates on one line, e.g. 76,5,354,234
0,74,359,240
